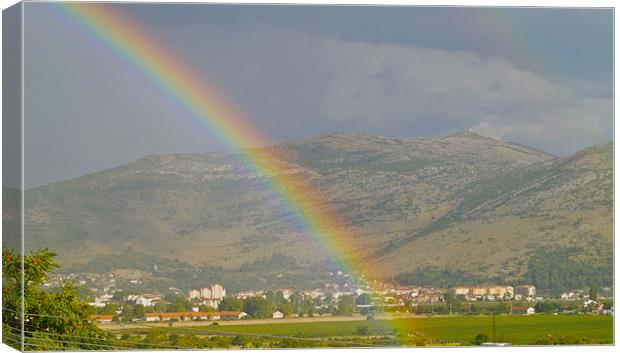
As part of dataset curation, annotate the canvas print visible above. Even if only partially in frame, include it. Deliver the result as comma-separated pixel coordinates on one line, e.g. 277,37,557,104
2,2,614,351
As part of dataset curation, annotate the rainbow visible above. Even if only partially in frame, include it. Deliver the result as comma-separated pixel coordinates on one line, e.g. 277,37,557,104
57,3,381,285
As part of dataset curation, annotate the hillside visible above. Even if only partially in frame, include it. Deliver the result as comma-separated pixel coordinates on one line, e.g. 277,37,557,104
19,131,611,291
376,142,613,283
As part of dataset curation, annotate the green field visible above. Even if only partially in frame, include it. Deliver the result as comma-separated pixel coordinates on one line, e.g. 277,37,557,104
125,314,613,347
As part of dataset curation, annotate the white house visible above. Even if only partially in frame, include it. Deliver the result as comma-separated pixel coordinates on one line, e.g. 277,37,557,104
88,297,107,308
281,289,293,300
272,311,284,319
135,296,154,307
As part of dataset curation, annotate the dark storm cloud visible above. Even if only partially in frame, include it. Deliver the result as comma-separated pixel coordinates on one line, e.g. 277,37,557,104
23,3,612,188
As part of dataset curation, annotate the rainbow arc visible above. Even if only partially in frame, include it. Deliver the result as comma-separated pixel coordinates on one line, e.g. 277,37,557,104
59,2,381,284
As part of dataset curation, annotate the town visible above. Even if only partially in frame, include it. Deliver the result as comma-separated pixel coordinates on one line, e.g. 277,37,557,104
47,271,612,324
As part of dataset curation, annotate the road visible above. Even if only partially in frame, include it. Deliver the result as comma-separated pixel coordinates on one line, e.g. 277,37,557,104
98,313,420,330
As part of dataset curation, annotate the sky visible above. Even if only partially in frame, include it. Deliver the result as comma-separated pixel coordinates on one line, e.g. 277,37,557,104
22,3,613,188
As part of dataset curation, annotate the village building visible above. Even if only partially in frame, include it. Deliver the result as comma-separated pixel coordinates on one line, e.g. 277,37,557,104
416,288,443,304
88,296,109,308
392,285,421,296
188,289,201,300
470,286,488,298
324,283,340,292
602,307,614,316
221,311,248,320
560,292,577,300
272,310,284,319
133,294,161,307
511,306,535,315
200,287,212,299
305,289,325,299
450,285,514,300
485,285,514,298
89,314,113,323
515,285,536,298
280,289,294,300
453,286,470,297
188,283,227,308
234,291,258,299
211,284,226,299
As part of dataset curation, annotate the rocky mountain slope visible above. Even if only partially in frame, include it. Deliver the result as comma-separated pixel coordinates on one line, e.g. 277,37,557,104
376,141,613,279
19,131,612,289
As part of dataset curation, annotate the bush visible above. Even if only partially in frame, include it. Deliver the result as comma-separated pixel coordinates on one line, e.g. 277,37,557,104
232,335,249,346
531,335,596,345
356,325,369,335
474,333,489,345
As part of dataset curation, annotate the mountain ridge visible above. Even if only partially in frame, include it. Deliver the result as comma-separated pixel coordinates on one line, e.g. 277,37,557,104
18,131,612,291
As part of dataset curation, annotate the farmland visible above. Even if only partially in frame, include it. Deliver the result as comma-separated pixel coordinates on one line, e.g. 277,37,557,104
115,314,613,347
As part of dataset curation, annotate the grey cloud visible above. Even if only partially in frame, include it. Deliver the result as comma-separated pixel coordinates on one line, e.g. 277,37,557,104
178,26,611,155
23,5,612,187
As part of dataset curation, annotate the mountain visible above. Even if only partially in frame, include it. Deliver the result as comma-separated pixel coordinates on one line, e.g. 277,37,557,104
376,142,613,280
19,131,612,291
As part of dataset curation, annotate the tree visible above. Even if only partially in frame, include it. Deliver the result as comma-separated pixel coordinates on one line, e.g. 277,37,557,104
356,293,373,305
2,247,111,351
290,292,303,313
278,303,294,317
232,335,249,347
243,297,272,319
164,293,192,312
443,291,462,313
120,304,135,322
133,304,145,320
589,285,600,301
324,292,334,305
336,295,355,316
265,290,287,307
534,302,556,313
153,302,168,313
98,303,118,315
218,297,244,312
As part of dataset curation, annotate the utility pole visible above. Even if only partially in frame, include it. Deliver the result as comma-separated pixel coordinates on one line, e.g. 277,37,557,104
492,311,496,342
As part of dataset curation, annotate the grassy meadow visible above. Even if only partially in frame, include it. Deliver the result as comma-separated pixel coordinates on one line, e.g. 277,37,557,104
118,314,613,347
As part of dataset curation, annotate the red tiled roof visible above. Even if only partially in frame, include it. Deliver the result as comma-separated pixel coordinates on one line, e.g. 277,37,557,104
511,306,532,311
90,314,113,321
219,311,244,316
